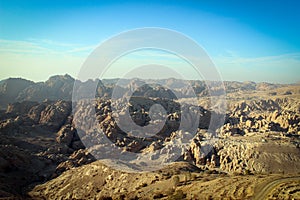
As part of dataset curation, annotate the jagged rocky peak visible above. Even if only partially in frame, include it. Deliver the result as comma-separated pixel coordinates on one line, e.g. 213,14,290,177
45,74,75,87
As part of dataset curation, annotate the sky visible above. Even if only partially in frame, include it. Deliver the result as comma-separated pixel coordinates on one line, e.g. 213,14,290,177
0,0,300,83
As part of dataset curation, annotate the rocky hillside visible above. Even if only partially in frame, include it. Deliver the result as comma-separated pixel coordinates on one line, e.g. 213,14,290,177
28,160,300,200
0,100,95,198
0,76,299,199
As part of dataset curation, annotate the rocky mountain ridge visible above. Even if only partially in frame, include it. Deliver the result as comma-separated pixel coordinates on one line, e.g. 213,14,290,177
0,76,299,199
1,74,297,109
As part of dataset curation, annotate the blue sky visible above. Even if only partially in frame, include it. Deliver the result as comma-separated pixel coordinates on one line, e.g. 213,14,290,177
0,0,299,83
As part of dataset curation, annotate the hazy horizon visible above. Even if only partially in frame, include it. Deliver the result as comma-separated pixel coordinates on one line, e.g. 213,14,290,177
1,73,300,85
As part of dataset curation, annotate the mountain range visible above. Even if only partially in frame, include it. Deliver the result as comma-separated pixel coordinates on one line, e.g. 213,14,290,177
1,74,294,110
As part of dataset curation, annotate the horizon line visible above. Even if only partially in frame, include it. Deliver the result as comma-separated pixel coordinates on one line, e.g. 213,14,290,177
1,74,299,85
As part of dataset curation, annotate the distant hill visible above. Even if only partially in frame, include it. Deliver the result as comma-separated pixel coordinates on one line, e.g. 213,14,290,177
0,74,296,110
0,74,74,109
0,78,34,109
16,74,75,102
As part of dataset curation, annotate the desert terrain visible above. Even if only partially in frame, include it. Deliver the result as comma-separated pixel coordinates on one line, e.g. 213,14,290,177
0,75,299,199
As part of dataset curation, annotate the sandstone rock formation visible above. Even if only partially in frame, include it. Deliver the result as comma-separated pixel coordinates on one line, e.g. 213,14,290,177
0,76,299,199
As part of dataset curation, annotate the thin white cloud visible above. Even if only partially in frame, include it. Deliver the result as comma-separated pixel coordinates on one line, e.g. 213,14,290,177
27,38,80,47
214,52,300,83
217,52,300,64
0,39,96,55
66,45,97,54
0,39,53,54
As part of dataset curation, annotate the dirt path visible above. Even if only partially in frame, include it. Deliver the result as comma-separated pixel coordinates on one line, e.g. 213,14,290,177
252,176,300,200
